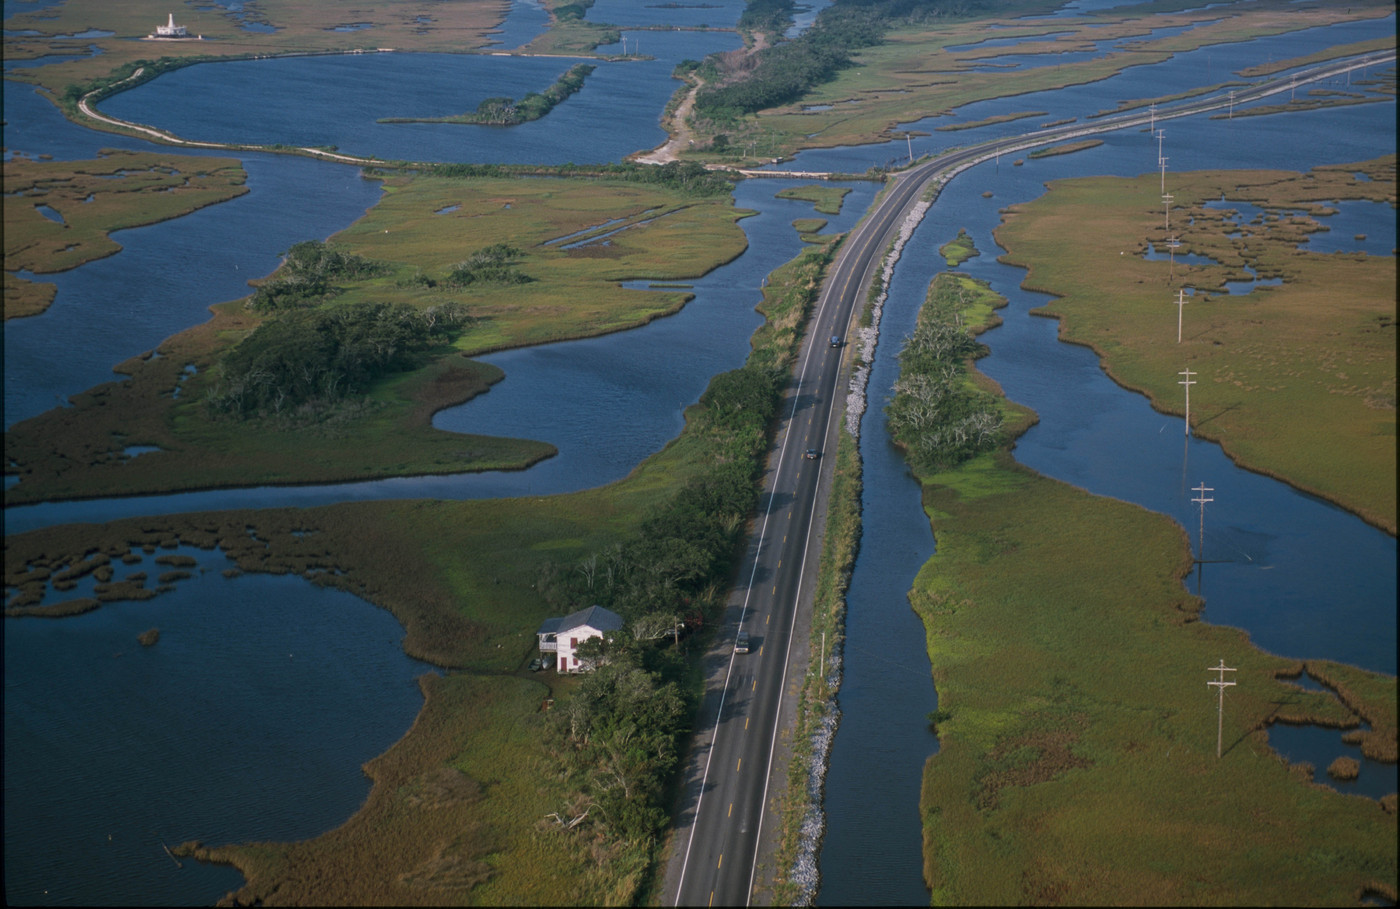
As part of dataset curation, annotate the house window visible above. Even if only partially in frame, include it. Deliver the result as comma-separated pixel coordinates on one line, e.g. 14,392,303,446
571,637,578,649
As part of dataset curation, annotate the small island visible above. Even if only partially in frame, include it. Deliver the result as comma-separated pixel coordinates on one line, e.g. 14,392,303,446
379,63,595,126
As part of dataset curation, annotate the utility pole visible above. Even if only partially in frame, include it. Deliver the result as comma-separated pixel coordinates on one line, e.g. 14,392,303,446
1175,288,1187,342
1191,481,1213,558
1228,89,1235,119
1148,102,1157,134
1168,235,1180,282
1159,154,1168,193
1207,659,1237,759
906,132,914,164
1178,367,1196,435
1163,192,1174,230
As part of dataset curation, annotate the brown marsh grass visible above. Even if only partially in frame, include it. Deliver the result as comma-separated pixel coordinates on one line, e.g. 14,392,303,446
3,151,248,318
3,173,747,504
994,158,1396,533
2,0,511,111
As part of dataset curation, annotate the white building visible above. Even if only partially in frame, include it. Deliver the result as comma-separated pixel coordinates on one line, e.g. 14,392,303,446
536,605,624,673
152,13,189,38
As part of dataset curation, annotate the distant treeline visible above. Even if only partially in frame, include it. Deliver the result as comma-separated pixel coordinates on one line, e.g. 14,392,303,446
696,0,978,121
378,64,597,126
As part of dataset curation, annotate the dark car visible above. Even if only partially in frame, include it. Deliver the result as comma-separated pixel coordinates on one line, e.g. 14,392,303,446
735,631,751,654
805,448,820,460
528,657,543,672
830,335,842,347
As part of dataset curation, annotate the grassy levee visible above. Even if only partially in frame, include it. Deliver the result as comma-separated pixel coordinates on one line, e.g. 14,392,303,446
3,171,748,504
993,158,1396,533
3,150,249,319
4,239,838,904
904,275,1397,905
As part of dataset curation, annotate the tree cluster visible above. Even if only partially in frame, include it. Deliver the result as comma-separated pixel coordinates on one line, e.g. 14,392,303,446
885,290,1002,471
247,241,387,312
737,0,798,35
550,647,688,841
446,243,532,286
468,64,596,125
695,0,968,121
205,301,468,417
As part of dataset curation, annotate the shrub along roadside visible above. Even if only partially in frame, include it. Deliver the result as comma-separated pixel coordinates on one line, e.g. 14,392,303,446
531,240,837,852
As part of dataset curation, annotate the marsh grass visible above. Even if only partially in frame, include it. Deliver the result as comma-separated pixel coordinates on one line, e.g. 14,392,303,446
994,158,1396,532
938,228,978,267
3,151,248,318
734,0,1394,160
1026,138,1102,158
775,184,853,215
901,272,1397,904
3,173,748,504
4,236,842,904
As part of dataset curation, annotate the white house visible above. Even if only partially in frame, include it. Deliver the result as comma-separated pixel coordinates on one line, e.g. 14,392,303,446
536,605,624,673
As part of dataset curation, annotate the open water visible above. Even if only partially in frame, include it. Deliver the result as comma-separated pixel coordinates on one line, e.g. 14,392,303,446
3,0,1396,905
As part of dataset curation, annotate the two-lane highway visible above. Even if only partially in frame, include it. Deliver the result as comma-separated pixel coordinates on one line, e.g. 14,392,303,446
663,52,1394,906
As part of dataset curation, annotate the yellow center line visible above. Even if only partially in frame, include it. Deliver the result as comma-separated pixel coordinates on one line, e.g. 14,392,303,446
718,854,723,869
728,803,733,817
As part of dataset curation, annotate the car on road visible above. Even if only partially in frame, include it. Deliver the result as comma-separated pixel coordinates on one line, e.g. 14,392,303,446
734,631,750,654
805,448,820,460
830,335,841,347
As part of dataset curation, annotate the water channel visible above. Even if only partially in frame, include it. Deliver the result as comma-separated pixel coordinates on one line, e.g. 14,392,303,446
3,1,1395,905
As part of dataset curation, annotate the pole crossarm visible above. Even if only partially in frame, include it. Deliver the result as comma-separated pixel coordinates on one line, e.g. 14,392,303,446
1207,659,1238,758
1178,367,1196,435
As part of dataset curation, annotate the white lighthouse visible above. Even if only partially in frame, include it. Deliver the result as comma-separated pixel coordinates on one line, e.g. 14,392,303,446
152,13,189,38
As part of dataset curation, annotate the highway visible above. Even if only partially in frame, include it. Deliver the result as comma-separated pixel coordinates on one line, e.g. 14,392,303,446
662,51,1394,907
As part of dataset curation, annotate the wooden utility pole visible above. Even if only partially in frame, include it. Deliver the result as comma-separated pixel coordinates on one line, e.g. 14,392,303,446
1178,367,1196,435
1163,192,1174,230
1175,288,1188,342
1207,659,1237,758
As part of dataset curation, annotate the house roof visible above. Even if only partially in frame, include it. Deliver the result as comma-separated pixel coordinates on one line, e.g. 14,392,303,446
537,604,624,636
